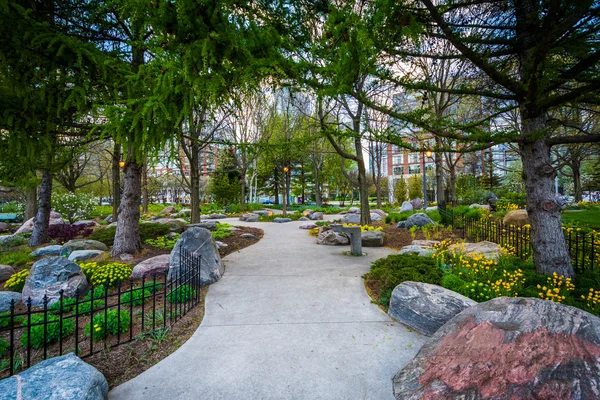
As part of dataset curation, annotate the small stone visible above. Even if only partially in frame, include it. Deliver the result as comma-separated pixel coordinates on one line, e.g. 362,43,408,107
298,217,310,221
316,230,349,246
240,233,257,239
209,213,227,219
273,218,292,223
309,212,324,220
60,240,109,257
348,207,360,213
159,206,176,215
215,241,228,248
398,245,434,257
0,264,15,282
299,223,319,230
72,220,99,226
119,253,134,261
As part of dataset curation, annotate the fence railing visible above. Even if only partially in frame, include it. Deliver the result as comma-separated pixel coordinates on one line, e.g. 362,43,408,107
0,248,202,378
461,215,599,274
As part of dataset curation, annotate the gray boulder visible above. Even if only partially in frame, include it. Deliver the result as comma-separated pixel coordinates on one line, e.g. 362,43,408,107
309,212,324,220
209,213,227,219
131,254,170,279
0,353,108,400
273,217,292,223
388,282,476,336
119,253,134,261
177,209,192,216
151,218,186,233
348,207,360,214
159,205,176,215
239,213,260,222
215,241,227,249
31,245,63,257
316,230,349,246
0,222,9,231
22,257,88,306
410,198,423,210
400,201,413,213
254,210,270,216
341,213,361,224
169,227,224,285
298,217,310,221
449,241,502,260
411,240,440,247
67,250,105,262
186,222,217,231
15,211,64,235
0,291,21,312
0,264,15,281
103,215,112,223
398,245,434,257
361,231,385,247
299,223,319,230
72,220,99,227
371,209,388,217
60,240,108,257
370,212,382,221
403,213,435,229
393,297,600,400
425,206,438,211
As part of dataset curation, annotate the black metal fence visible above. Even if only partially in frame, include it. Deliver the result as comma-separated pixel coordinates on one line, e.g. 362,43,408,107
462,215,599,274
0,248,202,378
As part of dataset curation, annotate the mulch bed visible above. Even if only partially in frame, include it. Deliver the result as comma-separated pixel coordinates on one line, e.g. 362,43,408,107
381,223,465,250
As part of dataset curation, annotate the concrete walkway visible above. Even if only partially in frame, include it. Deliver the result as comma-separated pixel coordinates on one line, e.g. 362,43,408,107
110,219,426,400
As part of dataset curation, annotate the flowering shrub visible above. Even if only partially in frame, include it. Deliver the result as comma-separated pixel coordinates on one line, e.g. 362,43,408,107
5,269,30,291
537,272,575,303
79,262,133,287
85,309,130,342
582,288,600,314
342,223,383,232
52,192,97,224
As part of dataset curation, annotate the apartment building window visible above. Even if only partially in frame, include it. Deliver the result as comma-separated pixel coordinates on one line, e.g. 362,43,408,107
425,163,434,171
392,166,404,175
409,153,420,164
392,154,403,165
392,144,400,152
409,164,420,174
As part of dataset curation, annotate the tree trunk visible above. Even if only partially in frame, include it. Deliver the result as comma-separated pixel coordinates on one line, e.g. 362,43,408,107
572,161,582,202
111,155,142,256
190,138,200,224
449,165,457,207
112,143,121,221
142,162,149,213
435,140,445,207
313,163,322,207
354,138,371,225
281,175,287,217
240,173,247,212
274,168,279,205
29,169,52,246
520,131,574,277
24,186,37,221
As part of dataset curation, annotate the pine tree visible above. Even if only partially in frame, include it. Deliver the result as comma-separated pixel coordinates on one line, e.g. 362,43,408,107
394,177,408,205
208,148,241,206
408,175,423,201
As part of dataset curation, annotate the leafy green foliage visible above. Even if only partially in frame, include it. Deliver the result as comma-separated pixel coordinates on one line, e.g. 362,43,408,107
407,175,422,201
120,288,151,306
0,312,25,328
79,262,132,287
0,248,34,267
394,176,408,205
5,269,30,291
20,314,76,349
89,223,170,246
167,284,196,304
0,337,8,358
208,148,241,205
145,234,179,250
85,310,130,342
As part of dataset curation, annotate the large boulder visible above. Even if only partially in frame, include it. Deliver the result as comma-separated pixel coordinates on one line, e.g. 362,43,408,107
309,212,324,221
151,218,187,233
348,207,360,214
388,282,476,336
273,217,292,223
503,209,530,227
239,213,260,222
60,240,108,257
15,211,64,235
449,241,502,260
159,205,176,215
400,201,413,213
371,209,388,217
22,257,88,306
31,245,63,257
410,198,423,210
67,250,105,262
186,222,217,231
398,245,434,257
0,264,15,281
169,227,224,285
393,297,600,400
209,213,227,219
299,223,319,230
0,291,21,312
341,213,361,224
316,230,349,246
370,212,382,221
131,254,170,279
254,210,270,217
361,231,385,247
403,213,435,229
0,353,108,400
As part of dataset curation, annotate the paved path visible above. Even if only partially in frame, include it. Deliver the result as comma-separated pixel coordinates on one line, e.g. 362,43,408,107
110,219,426,400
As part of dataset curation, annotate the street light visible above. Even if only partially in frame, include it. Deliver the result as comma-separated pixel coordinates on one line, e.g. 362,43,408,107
283,166,291,211
423,150,432,208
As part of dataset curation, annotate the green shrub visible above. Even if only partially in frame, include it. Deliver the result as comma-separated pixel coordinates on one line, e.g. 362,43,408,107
145,234,179,249
20,314,76,349
120,288,151,306
88,223,170,246
0,338,8,358
441,274,469,297
48,295,105,315
167,284,196,303
365,254,442,307
0,312,25,328
143,281,163,293
85,309,130,342
79,262,133,287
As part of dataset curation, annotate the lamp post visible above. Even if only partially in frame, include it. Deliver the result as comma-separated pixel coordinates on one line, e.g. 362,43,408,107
283,166,291,211
423,150,432,208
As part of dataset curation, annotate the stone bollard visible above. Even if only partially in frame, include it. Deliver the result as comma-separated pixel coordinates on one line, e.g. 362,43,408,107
331,224,363,256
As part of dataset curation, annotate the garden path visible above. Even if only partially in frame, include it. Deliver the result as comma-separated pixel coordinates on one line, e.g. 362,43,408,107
110,218,426,400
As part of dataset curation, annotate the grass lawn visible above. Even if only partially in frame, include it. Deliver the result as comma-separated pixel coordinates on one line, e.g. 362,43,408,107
562,209,600,229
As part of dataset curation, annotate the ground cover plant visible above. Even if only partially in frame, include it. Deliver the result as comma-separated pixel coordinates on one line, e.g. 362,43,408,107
89,223,170,246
